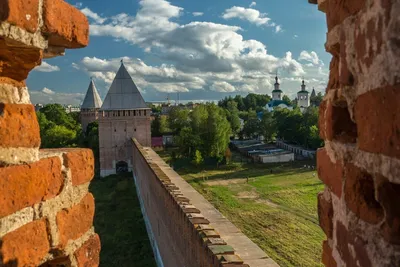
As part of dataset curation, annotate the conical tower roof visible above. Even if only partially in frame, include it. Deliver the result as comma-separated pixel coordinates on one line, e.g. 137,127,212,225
81,79,103,109
100,62,147,110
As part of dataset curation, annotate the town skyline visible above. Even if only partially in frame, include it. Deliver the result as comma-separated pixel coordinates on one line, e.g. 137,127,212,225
28,0,329,105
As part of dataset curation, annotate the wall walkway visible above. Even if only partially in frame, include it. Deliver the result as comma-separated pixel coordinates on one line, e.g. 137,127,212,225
132,138,279,267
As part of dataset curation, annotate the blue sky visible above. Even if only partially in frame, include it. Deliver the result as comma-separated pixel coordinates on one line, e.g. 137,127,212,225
29,0,330,105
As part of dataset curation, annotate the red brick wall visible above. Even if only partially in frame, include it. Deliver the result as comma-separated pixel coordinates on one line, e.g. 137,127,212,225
310,0,400,266
0,1,99,266
132,139,250,267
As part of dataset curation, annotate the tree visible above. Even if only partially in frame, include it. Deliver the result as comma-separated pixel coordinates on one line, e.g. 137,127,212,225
151,115,162,137
225,100,241,135
41,125,77,148
311,92,324,106
260,111,276,142
39,104,79,131
168,107,190,134
282,95,291,106
191,150,203,166
242,110,260,139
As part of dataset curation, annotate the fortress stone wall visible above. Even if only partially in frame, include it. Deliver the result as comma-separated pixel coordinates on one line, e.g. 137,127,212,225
309,0,400,266
0,1,99,265
132,139,279,267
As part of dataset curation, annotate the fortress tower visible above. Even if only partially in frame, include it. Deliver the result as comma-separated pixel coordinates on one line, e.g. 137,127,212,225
297,79,310,109
80,78,103,132
99,62,151,177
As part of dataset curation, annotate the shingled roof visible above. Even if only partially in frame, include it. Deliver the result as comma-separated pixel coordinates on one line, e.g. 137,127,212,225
81,79,103,109
100,62,148,110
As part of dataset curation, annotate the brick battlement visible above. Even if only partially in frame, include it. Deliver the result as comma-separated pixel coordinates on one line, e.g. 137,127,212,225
132,138,279,267
0,1,98,265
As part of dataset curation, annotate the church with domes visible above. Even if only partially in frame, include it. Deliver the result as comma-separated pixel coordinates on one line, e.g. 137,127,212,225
265,75,293,112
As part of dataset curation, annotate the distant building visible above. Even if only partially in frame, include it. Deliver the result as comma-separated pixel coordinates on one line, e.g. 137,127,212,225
35,103,43,111
65,105,80,113
297,79,310,111
80,78,103,132
266,75,293,112
99,61,151,177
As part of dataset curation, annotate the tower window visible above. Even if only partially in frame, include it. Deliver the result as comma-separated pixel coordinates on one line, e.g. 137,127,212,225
134,110,136,116
134,128,137,132
118,111,121,116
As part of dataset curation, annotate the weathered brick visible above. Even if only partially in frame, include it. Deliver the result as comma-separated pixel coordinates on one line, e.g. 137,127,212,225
355,85,400,159
0,0,40,33
377,178,400,244
42,0,89,48
339,30,354,86
319,100,327,139
319,101,357,143
326,0,366,30
0,103,40,147
57,193,95,248
317,148,343,197
336,221,372,267
0,157,62,218
0,40,43,81
1,219,50,266
327,57,339,91
318,192,333,238
74,234,101,267
63,149,95,186
322,240,337,267
344,164,384,224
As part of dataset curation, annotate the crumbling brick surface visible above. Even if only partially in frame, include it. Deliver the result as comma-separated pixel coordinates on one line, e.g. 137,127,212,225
0,156,62,218
57,193,95,248
42,0,89,48
1,219,50,266
0,0,97,265
63,149,95,186
312,0,400,265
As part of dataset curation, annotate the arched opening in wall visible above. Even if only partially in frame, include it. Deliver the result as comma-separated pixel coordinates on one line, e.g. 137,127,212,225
116,161,129,173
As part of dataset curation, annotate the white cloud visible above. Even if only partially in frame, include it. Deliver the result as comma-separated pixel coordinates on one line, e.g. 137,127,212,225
222,6,271,26
41,87,55,95
293,34,299,39
79,0,325,98
298,51,324,66
250,2,256,7
30,89,84,105
75,2,83,8
81,7,107,24
33,61,60,72
210,81,236,93
192,12,203,17
275,25,282,33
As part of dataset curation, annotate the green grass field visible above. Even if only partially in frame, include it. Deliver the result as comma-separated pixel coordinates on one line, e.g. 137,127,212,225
158,150,325,267
89,174,157,267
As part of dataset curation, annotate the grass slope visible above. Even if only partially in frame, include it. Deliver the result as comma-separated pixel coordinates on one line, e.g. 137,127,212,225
89,173,157,267
158,150,324,267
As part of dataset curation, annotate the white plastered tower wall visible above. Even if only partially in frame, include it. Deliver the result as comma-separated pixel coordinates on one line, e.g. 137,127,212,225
80,78,103,132
297,80,310,109
272,75,283,100
99,62,151,177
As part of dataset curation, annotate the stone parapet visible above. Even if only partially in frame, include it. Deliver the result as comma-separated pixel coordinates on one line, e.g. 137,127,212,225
132,138,278,267
309,0,400,266
0,1,97,265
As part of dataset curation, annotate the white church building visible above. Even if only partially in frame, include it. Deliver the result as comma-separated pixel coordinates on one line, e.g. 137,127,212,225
265,75,293,112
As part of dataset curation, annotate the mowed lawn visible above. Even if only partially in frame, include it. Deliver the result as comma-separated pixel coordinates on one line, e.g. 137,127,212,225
89,174,157,267
158,150,325,267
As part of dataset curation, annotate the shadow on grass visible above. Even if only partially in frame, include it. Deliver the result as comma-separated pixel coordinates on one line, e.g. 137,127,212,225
89,173,156,267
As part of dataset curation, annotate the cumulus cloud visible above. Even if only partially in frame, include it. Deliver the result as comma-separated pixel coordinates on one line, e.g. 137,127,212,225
33,62,60,72
75,2,83,8
222,6,271,26
250,2,256,7
81,7,107,24
192,12,203,17
298,51,324,66
77,0,326,97
210,81,236,93
41,87,55,95
30,89,84,105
